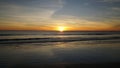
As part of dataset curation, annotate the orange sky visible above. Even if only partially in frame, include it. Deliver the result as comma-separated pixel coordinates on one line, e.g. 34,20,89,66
0,25,119,31
0,0,120,31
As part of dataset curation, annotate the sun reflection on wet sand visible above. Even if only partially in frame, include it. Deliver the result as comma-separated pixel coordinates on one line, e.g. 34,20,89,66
0,41,120,65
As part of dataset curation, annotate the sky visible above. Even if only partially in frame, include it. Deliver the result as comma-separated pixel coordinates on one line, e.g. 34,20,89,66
0,0,120,31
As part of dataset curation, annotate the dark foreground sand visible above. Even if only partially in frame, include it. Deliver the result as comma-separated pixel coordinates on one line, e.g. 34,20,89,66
1,63,120,68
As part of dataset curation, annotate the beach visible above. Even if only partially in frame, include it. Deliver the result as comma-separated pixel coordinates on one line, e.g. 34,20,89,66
0,31,120,68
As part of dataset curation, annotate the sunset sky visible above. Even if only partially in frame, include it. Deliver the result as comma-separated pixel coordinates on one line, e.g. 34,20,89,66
0,0,120,31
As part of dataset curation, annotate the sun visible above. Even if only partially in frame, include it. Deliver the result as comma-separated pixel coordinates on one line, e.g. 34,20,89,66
57,26,66,32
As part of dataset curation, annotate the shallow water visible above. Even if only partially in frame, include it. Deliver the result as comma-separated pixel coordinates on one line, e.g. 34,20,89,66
0,31,120,67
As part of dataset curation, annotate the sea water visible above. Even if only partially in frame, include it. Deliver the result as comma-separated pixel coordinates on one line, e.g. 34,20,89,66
0,31,120,67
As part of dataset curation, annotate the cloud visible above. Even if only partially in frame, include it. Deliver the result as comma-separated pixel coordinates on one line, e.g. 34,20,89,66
0,0,64,26
100,0,120,3
0,0,120,31
111,7,120,11
0,0,64,17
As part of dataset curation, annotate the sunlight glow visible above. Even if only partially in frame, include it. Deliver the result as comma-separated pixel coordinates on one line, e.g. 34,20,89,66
57,26,66,32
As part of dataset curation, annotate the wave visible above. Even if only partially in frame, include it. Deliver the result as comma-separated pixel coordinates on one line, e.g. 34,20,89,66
0,36,120,44
0,31,120,36
0,33,120,36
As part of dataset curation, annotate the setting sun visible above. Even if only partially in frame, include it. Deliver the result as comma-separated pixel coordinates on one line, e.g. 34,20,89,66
57,26,66,32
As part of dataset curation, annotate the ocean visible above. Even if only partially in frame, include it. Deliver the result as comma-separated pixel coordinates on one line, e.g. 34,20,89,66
0,31,120,68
